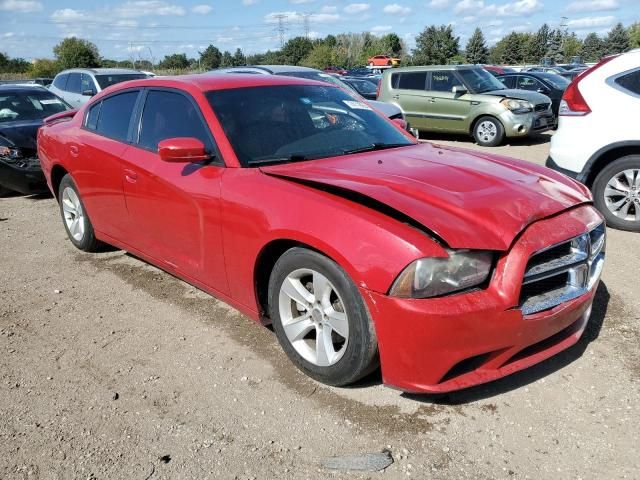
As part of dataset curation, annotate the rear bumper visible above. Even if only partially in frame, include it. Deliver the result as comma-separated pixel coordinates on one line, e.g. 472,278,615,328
363,205,604,393
0,157,48,195
546,155,583,182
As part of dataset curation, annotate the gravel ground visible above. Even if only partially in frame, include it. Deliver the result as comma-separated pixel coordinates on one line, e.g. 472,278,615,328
1,132,639,479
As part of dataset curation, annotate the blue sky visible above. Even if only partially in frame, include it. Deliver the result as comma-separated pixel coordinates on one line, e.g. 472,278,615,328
1,0,637,61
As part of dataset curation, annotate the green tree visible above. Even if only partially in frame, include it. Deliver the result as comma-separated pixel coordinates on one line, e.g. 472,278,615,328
53,37,100,69
301,43,339,69
605,23,630,54
465,28,489,64
580,32,605,62
220,50,234,67
546,29,564,62
412,25,459,65
232,48,246,66
30,59,60,77
199,44,222,70
280,36,313,65
491,32,526,64
158,53,189,69
525,23,550,63
629,22,640,49
380,33,403,55
561,32,582,62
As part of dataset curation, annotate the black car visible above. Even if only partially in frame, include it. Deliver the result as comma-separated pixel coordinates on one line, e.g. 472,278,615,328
340,76,379,100
0,85,70,196
496,71,570,117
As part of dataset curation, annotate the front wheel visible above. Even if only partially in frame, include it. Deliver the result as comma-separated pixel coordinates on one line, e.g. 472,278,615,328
473,116,505,147
58,174,102,251
592,155,640,231
268,247,379,386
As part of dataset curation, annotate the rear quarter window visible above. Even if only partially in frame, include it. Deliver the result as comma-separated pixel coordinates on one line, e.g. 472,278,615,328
52,73,69,90
391,72,427,90
614,70,640,96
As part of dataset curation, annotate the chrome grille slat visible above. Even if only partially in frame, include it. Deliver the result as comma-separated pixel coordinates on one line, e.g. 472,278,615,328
520,223,605,316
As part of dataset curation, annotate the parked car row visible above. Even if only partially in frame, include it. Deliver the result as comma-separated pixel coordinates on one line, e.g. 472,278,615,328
35,72,606,393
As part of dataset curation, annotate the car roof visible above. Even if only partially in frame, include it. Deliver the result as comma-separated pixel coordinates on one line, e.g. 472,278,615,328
213,65,321,75
56,68,144,75
387,64,479,72
93,73,334,97
0,84,51,93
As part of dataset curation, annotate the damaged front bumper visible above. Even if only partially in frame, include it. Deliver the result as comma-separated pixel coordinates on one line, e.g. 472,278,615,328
0,154,48,195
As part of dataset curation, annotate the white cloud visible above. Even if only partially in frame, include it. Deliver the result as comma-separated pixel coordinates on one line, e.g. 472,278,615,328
454,0,542,17
383,3,411,15
428,0,449,6
567,15,616,28
566,0,617,13
311,12,341,22
290,0,314,3
462,15,476,22
320,5,337,13
114,1,186,18
51,8,87,22
3,32,15,38
192,4,213,14
116,19,138,27
371,25,393,32
344,3,370,14
242,0,258,4
0,0,42,12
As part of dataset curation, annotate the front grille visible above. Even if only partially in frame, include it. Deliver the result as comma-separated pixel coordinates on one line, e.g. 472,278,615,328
534,103,550,112
519,223,605,315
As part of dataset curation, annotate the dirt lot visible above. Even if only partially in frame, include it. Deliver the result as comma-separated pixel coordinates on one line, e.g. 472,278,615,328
1,132,639,479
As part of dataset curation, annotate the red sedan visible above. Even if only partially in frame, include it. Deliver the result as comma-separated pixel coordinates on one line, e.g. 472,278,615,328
37,74,605,393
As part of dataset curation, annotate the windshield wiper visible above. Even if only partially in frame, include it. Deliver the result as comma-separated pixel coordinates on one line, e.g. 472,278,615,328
342,142,411,155
251,154,312,166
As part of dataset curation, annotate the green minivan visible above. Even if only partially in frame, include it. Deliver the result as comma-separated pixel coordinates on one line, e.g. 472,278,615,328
378,65,555,146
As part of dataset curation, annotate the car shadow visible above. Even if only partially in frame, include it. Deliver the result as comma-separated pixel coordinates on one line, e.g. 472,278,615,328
399,281,610,404
420,131,552,147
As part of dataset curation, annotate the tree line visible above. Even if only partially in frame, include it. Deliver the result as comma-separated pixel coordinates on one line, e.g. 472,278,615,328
1,22,639,77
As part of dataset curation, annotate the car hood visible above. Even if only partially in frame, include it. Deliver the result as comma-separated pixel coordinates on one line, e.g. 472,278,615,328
485,88,550,105
260,143,591,251
0,119,42,154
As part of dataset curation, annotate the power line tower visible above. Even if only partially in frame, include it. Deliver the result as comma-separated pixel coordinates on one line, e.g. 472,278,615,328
273,14,288,47
301,13,311,39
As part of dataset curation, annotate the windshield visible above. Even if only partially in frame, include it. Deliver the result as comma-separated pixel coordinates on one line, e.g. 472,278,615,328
207,84,414,167
0,90,69,123
277,71,362,98
458,68,507,93
95,73,147,89
537,73,570,89
345,78,377,95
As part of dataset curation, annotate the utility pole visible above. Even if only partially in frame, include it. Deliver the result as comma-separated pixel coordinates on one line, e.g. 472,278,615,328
273,14,288,47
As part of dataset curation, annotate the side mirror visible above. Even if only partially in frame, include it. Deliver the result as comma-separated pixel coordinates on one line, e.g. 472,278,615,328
392,118,407,130
537,87,550,95
158,137,209,163
452,85,467,95
82,89,95,97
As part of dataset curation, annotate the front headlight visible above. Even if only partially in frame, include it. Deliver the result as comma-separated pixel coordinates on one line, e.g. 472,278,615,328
389,250,493,298
500,98,532,113
0,146,21,158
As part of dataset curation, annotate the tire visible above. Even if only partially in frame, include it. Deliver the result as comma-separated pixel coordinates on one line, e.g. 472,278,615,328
268,247,379,386
0,185,14,197
58,174,102,251
592,155,640,232
473,116,505,147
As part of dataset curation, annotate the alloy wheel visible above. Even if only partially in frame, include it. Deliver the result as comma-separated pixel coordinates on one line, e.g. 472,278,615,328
278,268,349,367
61,186,85,241
603,168,640,221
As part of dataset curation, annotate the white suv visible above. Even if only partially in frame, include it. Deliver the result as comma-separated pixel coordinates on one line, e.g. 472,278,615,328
548,49,640,231
49,68,147,108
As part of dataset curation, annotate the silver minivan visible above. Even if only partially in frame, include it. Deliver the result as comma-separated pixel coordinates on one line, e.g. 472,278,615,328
49,68,148,108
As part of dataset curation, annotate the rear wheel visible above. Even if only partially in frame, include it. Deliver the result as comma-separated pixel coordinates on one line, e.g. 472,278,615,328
592,155,640,232
473,116,504,147
58,174,102,251
268,247,379,386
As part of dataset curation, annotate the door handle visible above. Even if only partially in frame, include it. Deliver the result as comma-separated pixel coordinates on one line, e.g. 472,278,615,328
69,145,79,157
427,98,436,103
123,168,138,183
392,95,400,99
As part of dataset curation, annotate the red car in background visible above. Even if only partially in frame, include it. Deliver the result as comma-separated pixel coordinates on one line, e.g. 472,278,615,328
322,66,347,75
368,55,401,67
38,74,605,393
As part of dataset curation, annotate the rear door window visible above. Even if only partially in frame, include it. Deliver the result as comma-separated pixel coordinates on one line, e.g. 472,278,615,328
394,72,427,90
498,76,515,88
429,71,463,92
52,73,69,90
80,74,96,94
614,70,640,96
138,90,212,152
95,91,139,142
